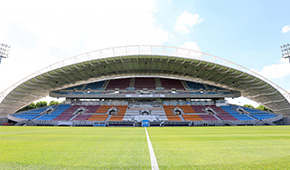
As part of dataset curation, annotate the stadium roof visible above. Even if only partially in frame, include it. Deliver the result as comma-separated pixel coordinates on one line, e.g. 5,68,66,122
0,45,290,116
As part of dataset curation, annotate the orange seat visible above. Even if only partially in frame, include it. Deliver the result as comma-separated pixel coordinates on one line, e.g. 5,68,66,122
88,115,108,121
163,105,181,121
163,105,175,115
166,115,181,121
106,105,128,121
182,115,203,121
95,105,113,113
115,105,127,115
109,115,124,121
177,105,195,113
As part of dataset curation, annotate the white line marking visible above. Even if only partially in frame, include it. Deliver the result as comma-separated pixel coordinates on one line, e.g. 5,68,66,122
145,127,159,170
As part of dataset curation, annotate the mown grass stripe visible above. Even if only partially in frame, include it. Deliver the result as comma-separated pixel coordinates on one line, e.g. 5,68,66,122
145,127,159,170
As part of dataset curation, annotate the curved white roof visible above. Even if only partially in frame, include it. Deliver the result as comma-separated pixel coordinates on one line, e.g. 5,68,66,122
0,45,289,115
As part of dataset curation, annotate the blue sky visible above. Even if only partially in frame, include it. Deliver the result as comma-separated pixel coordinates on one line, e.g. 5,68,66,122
156,0,290,67
155,0,290,93
0,0,290,106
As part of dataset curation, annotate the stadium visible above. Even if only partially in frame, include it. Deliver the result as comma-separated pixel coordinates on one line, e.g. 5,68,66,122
0,45,290,169
0,45,289,127
2,0,290,168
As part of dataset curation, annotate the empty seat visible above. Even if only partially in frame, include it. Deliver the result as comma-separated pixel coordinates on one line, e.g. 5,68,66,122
166,115,182,121
106,78,131,90
221,105,254,121
88,115,108,121
182,115,202,121
13,114,40,120
185,81,206,90
85,105,100,113
72,114,92,121
53,105,81,121
109,115,124,121
160,78,184,90
134,78,156,90
199,114,218,121
163,105,182,121
208,105,238,121
242,107,276,120
163,105,175,115
36,105,71,121
177,105,195,113
84,81,105,90
95,105,113,113
191,105,207,113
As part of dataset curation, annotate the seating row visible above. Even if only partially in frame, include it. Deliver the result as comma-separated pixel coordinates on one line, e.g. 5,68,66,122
14,104,276,122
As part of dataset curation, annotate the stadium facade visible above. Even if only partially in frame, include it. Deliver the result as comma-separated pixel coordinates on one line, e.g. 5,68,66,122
0,45,289,126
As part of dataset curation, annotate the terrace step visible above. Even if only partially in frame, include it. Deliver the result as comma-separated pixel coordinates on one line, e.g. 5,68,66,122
130,78,135,87
155,78,161,88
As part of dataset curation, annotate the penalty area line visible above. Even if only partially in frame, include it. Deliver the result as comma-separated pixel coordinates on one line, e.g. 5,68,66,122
145,127,159,170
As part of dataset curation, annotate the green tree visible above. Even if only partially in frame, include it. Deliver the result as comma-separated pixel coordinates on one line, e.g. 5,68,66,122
243,104,255,109
17,103,36,112
256,105,273,112
36,101,47,108
17,100,63,112
49,101,60,106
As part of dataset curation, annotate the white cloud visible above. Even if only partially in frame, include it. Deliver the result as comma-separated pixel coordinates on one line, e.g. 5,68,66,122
181,41,201,51
175,11,202,34
0,0,170,94
257,58,290,79
282,25,290,33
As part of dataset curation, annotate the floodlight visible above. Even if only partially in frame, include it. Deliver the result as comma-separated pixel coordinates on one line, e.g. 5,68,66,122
280,43,290,63
0,43,11,64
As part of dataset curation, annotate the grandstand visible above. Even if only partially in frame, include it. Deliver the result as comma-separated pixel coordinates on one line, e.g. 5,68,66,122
9,77,282,126
0,45,289,126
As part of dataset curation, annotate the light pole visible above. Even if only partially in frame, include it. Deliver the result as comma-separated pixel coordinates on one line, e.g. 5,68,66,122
281,43,290,63
0,43,11,64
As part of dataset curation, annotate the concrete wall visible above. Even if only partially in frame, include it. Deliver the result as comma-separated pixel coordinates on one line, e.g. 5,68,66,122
282,116,290,125
0,116,8,124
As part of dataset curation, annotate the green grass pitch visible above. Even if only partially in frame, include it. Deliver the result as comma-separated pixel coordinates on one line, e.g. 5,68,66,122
0,126,290,169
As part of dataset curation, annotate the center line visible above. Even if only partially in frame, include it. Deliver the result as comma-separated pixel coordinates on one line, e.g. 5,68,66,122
145,127,159,170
